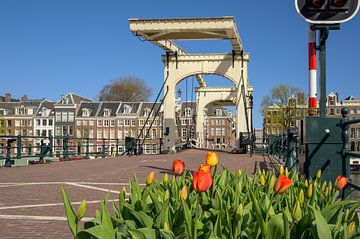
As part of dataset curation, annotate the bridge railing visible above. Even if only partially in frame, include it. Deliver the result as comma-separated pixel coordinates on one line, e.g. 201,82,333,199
267,127,300,171
0,135,162,167
338,108,360,196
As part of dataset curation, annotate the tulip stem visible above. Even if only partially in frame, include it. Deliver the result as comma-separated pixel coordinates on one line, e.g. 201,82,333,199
265,194,276,229
193,194,200,239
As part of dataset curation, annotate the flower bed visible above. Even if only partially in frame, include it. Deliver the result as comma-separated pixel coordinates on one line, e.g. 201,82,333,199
61,153,360,238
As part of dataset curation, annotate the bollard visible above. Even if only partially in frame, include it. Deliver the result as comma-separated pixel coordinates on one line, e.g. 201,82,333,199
102,138,106,158
49,135,53,157
63,135,69,161
115,139,119,157
285,128,297,170
4,139,15,167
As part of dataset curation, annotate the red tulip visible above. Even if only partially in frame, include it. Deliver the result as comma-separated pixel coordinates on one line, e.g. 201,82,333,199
193,171,213,192
334,176,349,190
172,160,185,175
274,174,292,194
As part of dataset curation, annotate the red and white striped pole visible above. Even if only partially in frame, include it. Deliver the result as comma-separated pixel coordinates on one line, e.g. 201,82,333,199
308,25,317,116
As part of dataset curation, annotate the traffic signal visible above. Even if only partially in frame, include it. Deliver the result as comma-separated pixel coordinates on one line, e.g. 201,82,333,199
295,0,360,24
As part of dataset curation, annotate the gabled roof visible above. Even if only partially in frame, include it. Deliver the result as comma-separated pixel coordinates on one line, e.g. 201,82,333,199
0,101,43,115
344,95,356,101
139,102,162,116
76,102,101,117
118,102,142,115
56,93,92,105
97,102,122,117
35,100,55,116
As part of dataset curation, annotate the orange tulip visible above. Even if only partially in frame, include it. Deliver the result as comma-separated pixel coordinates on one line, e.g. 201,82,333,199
206,152,218,166
198,164,211,173
334,175,349,190
273,174,292,194
172,160,185,175
193,171,213,192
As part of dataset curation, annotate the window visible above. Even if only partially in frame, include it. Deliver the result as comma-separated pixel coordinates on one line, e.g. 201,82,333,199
181,119,187,125
69,126,74,136
110,129,115,139
42,119,47,126
124,130,129,138
82,108,91,117
36,130,41,136
152,129,157,139
36,119,41,126
77,120,81,126
61,112,68,122
216,109,222,116
222,128,226,136
56,112,61,122
104,129,109,139
216,128,221,136
89,130,94,139
55,126,61,136
131,120,136,126
124,120,130,126
97,130,102,139
139,120,144,126
123,105,132,114
68,112,74,122
152,144,157,154
15,120,20,127
185,108,192,117
89,120,94,126
110,120,115,127
118,120,123,126
62,126,68,136
0,109,5,115
357,128,360,138
182,128,187,137
143,108,151,117
83,120,88,126
351,128,356,138
216,119,221,125
103,120,109,127
118,130,123,139
97,120,102,127
77,130,81,138
211,128,215,136
103,109,111,116
28,120,32,126
49,119,53,126
48,130,52,136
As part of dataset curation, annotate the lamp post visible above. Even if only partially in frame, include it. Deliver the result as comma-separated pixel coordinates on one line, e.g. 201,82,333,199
247,93,254,155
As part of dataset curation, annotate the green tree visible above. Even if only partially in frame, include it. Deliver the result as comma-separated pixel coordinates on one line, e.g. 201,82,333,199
99,76,152,102
261,84,306,130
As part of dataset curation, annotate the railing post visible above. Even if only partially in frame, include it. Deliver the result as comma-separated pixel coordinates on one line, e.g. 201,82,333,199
5,140,13,167
63,135,69,161
16,135,22,159
115,139,119,157
39,139,45,164
102,138,106,158
49,135,53,157
85,138,89,159
340,108,350,179
286,128,297,170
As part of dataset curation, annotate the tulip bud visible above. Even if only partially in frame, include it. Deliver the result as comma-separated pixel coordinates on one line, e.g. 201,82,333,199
279,165,284,175
122,186,127,196
163,173,168,183
146,171,155,185
321,181,327,192
257,167,261,175
304,179,309,188
328,181,333,192
236,169,242,178
181,185,188,200
313,181,317,189
323,186,329,197
262,169,266,176
306,183,313,199
343,209,349,222
259,175,266,186
77,199,87,220
316,169,321,180
292,200,302,221
206,152,218,167
269,174,276,190
298,189,305,204
164,222,170,231
348,221,356,238
236,181,242,194
285,167,289,177
294,173,299,181
334,176,349,190
235,203,243,221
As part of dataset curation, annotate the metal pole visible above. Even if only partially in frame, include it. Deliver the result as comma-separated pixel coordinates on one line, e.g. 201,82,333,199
17,135,22,159
308,25,317,116
319,28,328,117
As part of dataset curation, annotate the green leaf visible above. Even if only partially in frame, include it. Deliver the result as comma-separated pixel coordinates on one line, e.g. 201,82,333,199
308,205,332,239
127,228,159,239
83,225,113,239
248,189,266,238
181,198,192,239
60,186,78,237
123,204,154,228
266,213,284,239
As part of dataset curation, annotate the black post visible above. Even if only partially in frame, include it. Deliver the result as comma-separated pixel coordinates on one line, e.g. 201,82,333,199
85,138,89,159
63,135,69,161
4,140,14,167
39,140,45,164
319,28,328,117
16,135,22,159
340,108,350,199
49,135,53,157
115,139,119,157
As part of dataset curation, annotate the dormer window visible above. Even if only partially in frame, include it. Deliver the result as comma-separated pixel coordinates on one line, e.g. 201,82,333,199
143,108,151,117
123,105,132,114
185,108,192,117
0,109,5,116
103,108,111,116
215,109,222,116
16,106,27,115
41,108,50,117
82,108,91,117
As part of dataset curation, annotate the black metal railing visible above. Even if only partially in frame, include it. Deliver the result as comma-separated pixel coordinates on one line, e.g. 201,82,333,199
0,135,162,167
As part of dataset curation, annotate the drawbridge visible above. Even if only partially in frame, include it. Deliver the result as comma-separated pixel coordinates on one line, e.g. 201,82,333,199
129,17,253,153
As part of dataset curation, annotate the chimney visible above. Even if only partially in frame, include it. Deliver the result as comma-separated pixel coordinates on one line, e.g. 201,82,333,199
21,95,28,102
5,93,11,102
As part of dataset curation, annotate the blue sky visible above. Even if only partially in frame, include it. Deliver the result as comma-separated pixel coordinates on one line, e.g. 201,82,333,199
1,0,359,128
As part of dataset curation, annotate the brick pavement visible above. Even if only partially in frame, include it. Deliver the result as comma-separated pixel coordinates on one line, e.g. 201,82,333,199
0,149,266,238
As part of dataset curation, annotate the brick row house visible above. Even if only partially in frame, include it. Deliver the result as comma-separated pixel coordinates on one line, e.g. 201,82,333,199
1,92,236,157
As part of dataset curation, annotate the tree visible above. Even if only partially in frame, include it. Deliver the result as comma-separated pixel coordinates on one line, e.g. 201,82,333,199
99,76,152,102
261,84,306,131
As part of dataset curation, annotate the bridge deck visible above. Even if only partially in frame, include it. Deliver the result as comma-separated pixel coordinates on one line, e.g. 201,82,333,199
0,149,266,238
